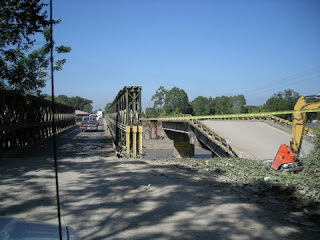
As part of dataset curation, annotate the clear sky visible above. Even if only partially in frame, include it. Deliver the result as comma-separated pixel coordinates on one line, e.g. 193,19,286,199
43,0,320,111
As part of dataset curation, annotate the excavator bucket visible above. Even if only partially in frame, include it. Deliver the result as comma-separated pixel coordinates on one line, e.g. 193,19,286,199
271,144,302,171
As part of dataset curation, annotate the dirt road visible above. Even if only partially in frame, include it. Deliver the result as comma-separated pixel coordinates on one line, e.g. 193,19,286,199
1,123,319,239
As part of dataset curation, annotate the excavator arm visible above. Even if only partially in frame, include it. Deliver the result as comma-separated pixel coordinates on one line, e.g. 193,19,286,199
272,94,320,171
291,94,320,156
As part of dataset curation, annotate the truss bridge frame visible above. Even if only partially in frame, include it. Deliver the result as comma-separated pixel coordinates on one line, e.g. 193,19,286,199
106,86,143,158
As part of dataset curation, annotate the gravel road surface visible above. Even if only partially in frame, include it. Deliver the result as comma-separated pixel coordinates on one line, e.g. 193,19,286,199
1,120,319,239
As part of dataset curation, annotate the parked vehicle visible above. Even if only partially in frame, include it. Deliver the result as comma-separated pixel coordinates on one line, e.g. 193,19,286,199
80,116,99,132
0,216,81,240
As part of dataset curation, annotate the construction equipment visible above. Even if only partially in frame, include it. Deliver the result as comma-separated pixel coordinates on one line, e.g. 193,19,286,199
271,94,320,171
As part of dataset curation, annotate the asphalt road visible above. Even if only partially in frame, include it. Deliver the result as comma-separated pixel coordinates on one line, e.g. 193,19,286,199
1,120,319,239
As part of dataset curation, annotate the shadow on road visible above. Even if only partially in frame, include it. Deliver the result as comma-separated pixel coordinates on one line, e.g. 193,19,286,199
1,126,319,239
55,157,319,240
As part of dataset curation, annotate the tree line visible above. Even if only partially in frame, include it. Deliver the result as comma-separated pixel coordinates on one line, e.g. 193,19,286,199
41,94,93,113
145,86,319,120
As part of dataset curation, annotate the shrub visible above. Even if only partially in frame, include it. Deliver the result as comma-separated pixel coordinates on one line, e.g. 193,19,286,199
302,132,320,184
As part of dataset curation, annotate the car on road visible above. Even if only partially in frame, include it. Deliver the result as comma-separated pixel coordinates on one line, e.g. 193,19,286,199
80,116,99,132
89,114,99,121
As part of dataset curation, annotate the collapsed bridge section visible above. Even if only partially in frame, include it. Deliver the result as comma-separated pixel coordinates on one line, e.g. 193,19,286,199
201,119,314,161
162,119,237,158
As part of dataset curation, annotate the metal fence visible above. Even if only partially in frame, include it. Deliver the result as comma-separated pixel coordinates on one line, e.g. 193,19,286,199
0,89,75,156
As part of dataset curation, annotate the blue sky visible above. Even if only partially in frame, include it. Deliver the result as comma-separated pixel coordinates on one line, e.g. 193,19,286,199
42,0,320,110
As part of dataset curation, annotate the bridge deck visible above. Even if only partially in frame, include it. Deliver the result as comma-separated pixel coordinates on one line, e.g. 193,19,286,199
201,120,314,161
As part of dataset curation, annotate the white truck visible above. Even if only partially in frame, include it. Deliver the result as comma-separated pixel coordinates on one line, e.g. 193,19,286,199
97,111,103,120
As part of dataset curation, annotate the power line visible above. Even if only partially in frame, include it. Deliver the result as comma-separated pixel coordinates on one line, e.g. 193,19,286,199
242,66,320,96
242,65,320,96
245,74,320,97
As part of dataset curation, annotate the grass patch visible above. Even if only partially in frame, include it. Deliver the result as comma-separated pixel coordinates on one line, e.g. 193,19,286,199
302,132,320,197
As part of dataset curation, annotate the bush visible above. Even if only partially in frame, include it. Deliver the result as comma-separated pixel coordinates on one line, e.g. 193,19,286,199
302,132,320,184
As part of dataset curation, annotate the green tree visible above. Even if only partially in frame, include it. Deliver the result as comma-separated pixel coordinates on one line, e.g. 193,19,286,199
191,94,247,116
151,86,167,109
264,89,300,112
104,102,112,114
264,97,287,112
69,96,93,111
230,95,247,114
191,96,211,116
213,96,231,115
306,97,320,121
207,97,216,115
282,89,300,110
41,93,52,101
0,0,50,52
41,94,92,111
145,107,159,118
0,0,71,94
55,94,71,105
263,89,300,119
83,104,92,113
247,105,264,113
164,87,192,114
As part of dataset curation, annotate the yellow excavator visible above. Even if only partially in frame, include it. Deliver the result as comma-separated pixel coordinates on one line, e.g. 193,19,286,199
272,94,320,171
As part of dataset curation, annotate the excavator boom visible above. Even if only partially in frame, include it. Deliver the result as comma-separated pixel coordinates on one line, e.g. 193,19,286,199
291,94,320,156
272,94,320,171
